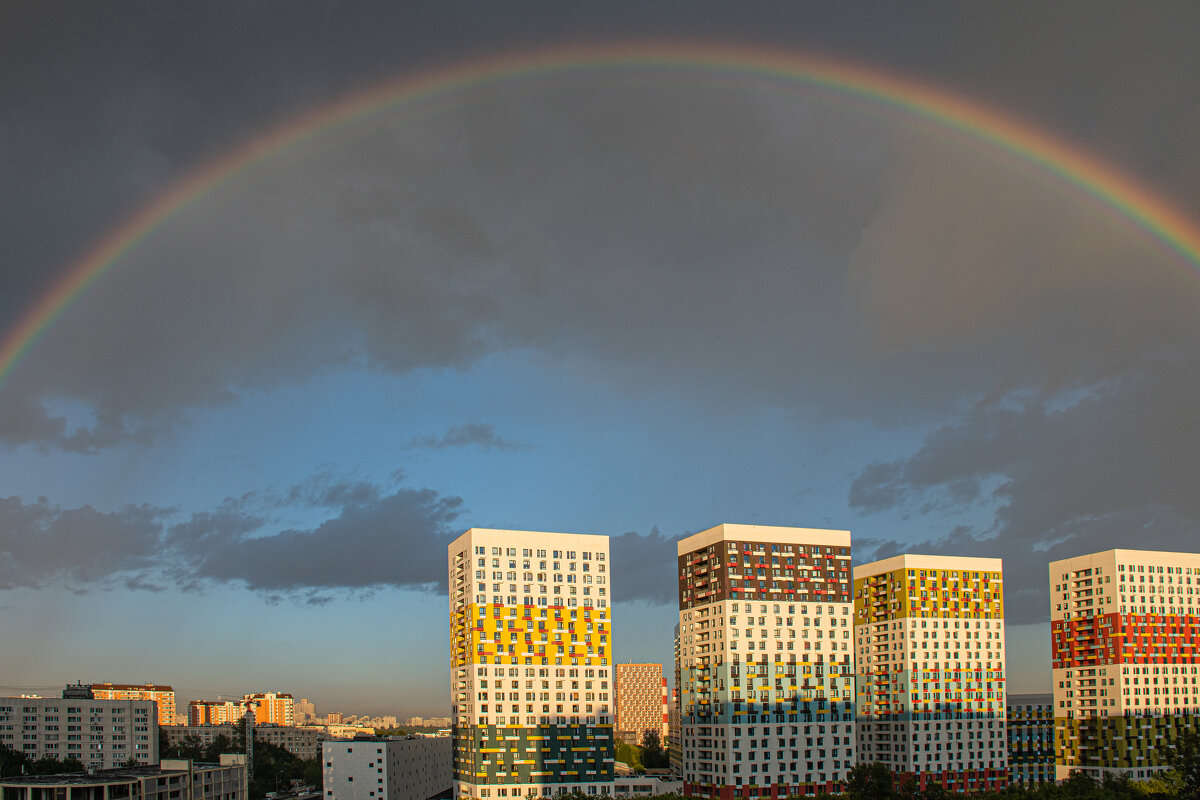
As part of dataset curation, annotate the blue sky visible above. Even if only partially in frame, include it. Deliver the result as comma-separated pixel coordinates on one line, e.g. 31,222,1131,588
1,2,1198,716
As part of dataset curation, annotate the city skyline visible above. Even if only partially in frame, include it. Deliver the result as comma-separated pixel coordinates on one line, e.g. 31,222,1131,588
2,4,1200,713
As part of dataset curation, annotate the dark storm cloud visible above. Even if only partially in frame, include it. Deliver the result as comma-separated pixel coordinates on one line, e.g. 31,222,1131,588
406,423,531,452
169,483,465,593
850,358,1200,623
0,474,462,597
0,496,166,590
610,527,682,605
0,473,681,604
3,2,1200,629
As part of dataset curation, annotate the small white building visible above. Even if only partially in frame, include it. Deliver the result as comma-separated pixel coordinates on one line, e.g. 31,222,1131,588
323,737,452,800
613,777,683,797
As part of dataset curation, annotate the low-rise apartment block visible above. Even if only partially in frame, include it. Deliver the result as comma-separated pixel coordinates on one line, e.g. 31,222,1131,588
164,723,328,759
0,756,247,800
0,697,158,770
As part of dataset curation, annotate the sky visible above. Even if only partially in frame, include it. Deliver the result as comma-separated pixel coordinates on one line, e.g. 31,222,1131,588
2,2,1200,717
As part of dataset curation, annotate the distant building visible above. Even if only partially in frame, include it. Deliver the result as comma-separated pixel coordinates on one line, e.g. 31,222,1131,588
614,664,667,745
91,683,178,727
668,626,680,776
326,712,344,725
322,737,452,800
189,700,245,726
0,756,247,800
1050,549,1200,781
164,724,328,759
243,692,295,726
0,697,158,770
1007,694,1054,787
296,698,317,724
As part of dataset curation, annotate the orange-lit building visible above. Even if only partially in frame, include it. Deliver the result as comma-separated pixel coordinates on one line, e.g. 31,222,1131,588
614,663,668,745
188,700,245,726
242,692,295,726
91,683,178,727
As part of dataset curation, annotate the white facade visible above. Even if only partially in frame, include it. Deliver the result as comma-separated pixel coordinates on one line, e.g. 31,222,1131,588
0,697,158,769
676,524,855,797
853,554,1007,793
1049,549,1200,781
323,738,452,800
448,529,615,800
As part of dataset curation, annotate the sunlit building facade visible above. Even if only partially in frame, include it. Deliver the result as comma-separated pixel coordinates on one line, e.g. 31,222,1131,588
91,683,178,727
448,529,614,800
614,663,668,745
677,524,855,798
1050,549,1200,781
854,554,1007,793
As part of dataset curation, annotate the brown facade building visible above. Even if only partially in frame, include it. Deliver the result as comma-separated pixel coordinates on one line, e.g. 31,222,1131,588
677,524,855,799
614,664,668,745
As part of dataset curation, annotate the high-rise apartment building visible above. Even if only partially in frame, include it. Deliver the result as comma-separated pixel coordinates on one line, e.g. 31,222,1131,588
0,697,158,769
853,554,1007,794
614,664,668,745
242,692,295,726
669,625,682,776
1006,694,1054,787
1049,549,1200,781
189,700,245,726
295,698,316,724
676,524,855,798
91,683,178,727
448,529,614,800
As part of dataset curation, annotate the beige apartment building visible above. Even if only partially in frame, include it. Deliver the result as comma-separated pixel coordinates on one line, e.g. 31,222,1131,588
614,663,668,745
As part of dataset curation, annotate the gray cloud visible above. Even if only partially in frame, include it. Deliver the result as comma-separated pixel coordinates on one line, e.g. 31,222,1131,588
0,472,692,608
406,423,531,453
609,527,683,606
850,358,1200,623
0,496,167,590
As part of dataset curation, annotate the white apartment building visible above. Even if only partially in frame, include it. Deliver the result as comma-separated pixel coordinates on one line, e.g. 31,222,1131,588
0,697,158,770
854,554,1007,794
1049,548,1200,781
448,529,615,800
676,524,855,798
323,737,452,800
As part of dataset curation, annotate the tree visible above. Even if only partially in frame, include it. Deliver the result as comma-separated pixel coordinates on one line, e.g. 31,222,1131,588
845,762,895,800
918,781,950,800
203,735,235,763
615,741,642,771
1060,770,1099,800
639,731,668,769
1166,727,1200,800
0,742,27,778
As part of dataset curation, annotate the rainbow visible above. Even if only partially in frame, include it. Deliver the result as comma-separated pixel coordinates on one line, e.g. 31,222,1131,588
3,40,1200,388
